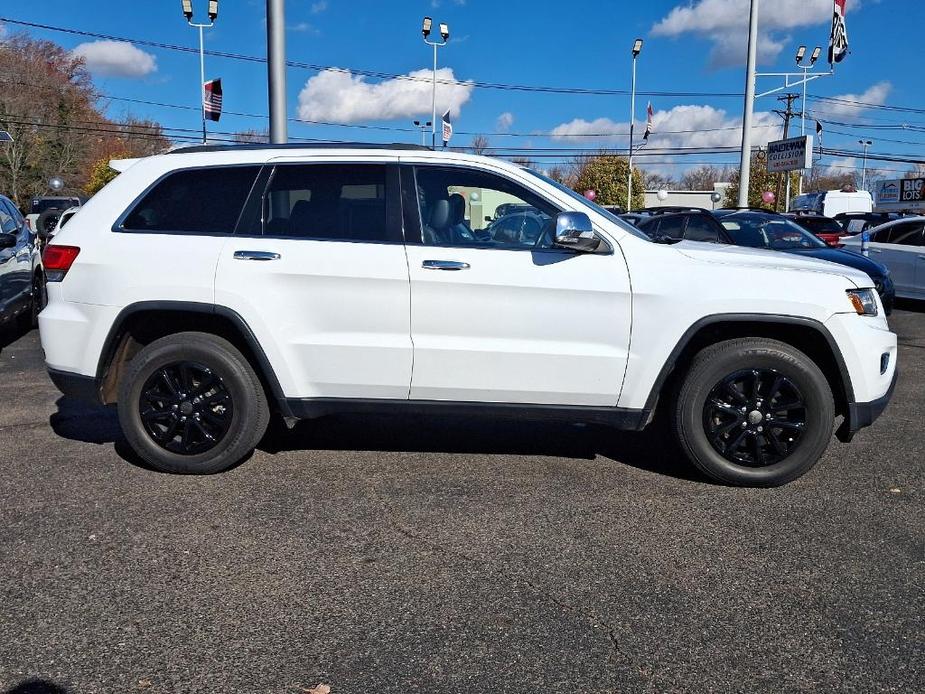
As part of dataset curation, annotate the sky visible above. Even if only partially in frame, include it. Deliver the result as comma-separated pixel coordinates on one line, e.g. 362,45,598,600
2,0,923,180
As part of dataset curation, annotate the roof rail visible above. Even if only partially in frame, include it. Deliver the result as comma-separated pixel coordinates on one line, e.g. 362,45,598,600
166,142,432,154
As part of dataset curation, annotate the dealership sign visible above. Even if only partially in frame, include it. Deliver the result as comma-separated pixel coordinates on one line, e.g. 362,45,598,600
766,135,813,173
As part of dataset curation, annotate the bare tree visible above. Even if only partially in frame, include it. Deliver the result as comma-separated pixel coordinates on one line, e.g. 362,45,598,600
233,129,270,145
511,156,535,169
679,165,733,191
469,134,490,155
642,171,676,190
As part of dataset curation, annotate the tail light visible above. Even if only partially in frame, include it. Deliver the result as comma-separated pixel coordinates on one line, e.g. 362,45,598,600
43,245,80,282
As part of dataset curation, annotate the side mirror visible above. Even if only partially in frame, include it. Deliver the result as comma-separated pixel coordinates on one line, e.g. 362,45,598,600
554,211,601,252
0,232,17,249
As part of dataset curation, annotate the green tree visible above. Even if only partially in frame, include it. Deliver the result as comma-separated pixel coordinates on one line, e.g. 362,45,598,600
723,153,798,211
572,154,644,209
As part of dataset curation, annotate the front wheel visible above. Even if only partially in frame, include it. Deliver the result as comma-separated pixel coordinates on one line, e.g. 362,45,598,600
673,338,835,487
117,332,270,474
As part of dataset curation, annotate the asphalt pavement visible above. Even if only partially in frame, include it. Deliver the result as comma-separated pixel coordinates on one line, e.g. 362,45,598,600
0,308,923,694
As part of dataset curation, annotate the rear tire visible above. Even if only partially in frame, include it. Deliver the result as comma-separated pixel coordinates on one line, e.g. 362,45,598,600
117,332,270,474
673,338,834,487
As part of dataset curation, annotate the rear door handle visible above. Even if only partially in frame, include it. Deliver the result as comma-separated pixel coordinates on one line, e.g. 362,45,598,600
422,259,470,271
234,250,281,261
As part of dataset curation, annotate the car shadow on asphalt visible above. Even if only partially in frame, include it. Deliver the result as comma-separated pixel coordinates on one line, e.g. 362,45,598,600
3,678,70,694
47,396,707,483
0,320,29,353
895,297,925,313
258,412,708,483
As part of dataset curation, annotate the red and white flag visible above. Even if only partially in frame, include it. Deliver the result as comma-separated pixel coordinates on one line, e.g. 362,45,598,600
203,78,223,122
828,0,849,64
643,102,654,141
441,109,453,147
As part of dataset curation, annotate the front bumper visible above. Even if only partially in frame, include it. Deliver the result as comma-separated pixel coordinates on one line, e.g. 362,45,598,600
836,366,897,442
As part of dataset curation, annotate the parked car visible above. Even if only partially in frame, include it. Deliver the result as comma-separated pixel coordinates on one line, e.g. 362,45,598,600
784,212,848,247
790,189,872,217
0,194,46,329
629,207,731,244
833,212,901,235
715,210,895,314
841,216,925,300
26,196,86,239
40,143,896,487
45,206,80,245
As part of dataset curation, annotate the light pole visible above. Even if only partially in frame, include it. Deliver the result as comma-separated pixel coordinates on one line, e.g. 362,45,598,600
795,45,822,195
412,120,432,147
421,17,449,150
627,38,643,212
859,140,872,189
737,0,759,208
182,0,219,144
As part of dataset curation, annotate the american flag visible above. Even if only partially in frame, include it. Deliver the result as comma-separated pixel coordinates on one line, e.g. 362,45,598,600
643,102,654,141
203,78,222,122
828,0,849,64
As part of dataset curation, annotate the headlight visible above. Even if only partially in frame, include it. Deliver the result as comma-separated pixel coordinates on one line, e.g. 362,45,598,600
846,288,878,316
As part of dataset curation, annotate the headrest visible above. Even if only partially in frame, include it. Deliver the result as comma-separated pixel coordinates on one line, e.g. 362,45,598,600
429,199,450,228
448,193,466,224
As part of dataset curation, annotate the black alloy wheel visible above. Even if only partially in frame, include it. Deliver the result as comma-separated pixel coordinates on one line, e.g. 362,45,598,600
138,361,234,455
703,368,806,467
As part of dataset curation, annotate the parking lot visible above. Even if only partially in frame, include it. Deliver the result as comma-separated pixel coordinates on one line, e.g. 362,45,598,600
0,308,922,694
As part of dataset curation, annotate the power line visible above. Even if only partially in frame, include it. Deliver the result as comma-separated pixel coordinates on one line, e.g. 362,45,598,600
0,17,741,99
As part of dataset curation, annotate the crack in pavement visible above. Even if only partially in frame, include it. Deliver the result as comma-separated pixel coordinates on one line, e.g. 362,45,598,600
365,475,628,680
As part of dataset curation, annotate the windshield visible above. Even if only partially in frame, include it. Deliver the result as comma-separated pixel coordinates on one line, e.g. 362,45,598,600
524,168,651,241
720,213,828,250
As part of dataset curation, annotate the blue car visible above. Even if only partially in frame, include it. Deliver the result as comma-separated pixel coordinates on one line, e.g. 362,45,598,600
714,210,894,315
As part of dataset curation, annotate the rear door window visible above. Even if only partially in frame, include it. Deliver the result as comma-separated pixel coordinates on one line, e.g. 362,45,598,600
684,215,724,243
261,164,392,242
121,166,260,234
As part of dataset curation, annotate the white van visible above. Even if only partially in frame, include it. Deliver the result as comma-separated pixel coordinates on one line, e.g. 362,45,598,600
791,190,873,217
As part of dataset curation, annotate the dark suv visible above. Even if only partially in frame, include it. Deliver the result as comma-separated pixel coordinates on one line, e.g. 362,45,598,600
623,207,731,244
1,194,46,328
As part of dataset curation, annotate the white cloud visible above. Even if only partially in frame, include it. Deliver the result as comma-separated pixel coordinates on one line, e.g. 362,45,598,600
496,112,514,132
310,0,328,12
71,40,157,78
289,21,319,34
651,0,855,67
297,67,474,123
813,81,892,117
551,104,781,150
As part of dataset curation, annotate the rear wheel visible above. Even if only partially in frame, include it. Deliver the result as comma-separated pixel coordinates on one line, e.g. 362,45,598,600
673,338,835,487
117,332,269,474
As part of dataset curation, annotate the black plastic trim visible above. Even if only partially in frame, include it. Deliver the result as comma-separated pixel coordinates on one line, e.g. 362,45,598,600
167,142,430,154
285,397,651,430
96,301,291,417
838,367,897,442
643,313,855,413
47,368,101,404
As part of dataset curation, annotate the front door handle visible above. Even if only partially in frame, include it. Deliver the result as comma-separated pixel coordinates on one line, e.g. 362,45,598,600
422,259,470,271
234,250,281,261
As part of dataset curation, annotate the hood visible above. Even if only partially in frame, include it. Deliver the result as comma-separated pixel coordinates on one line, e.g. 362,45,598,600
674,241,873,288
783,247,888,278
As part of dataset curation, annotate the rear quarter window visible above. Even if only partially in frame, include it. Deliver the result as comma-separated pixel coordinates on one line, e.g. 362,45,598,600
120,166,260,234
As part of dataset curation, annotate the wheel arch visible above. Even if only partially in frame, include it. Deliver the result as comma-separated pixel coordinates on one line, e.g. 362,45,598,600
644,314,854,434
96,301,289,415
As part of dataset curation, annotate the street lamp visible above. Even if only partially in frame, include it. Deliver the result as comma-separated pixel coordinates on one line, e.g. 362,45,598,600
627,38,643,212
422,16,449,150
412,120,432,147
182,0,219,144
859,140,873,190
794,44,823,196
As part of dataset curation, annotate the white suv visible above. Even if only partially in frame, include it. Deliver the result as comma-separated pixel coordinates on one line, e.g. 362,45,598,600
39,144,897,486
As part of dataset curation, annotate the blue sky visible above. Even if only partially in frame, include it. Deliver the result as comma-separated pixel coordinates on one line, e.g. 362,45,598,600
2,0,923,179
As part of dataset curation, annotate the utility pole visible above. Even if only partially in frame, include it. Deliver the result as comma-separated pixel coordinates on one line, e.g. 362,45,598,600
772,93,798,211
737,0,759,208
267,0,288,144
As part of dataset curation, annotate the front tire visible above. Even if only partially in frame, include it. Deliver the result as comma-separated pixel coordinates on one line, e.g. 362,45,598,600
117,332,270,474
673,338,835,487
